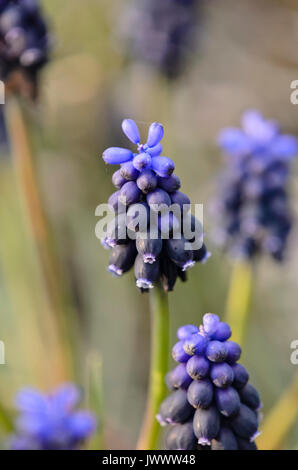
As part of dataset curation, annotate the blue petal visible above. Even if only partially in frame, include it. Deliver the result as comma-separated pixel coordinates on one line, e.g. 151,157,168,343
151,156,174,177
16,412,49,436
66,411,96,440
15,388,47,413
133,152,151,170
146,122,164,147
146,143,162,157
10,435,41,450
269,135,298,160
217,128,253,156
102,147,133,164
121,119,140,144
241,110,278,142
52,383,81,412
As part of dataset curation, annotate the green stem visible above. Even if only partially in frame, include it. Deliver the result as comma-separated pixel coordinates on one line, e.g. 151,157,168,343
136,282,170,450
225,260,253,347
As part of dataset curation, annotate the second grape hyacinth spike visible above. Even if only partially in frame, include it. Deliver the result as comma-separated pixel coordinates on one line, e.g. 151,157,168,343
101,119,210,293
157,314,262,450
213,110,298,262
0,0,50,99
123,0,199,80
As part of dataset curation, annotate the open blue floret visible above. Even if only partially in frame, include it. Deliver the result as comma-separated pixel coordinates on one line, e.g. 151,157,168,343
10,383,96,450
103,119,175,178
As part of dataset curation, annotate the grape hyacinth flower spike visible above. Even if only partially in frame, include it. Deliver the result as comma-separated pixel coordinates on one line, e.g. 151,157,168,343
157,314,261,450
10,383,96,450
123,0,199,79
213,110,298,346
101,118,210,293
0,0,50,99
214,109,298,262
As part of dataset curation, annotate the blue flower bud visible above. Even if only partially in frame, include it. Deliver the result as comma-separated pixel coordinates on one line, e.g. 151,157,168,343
157,390,193,426
112,169,126,189
203,313,220,336
121,119,140,144
225,341,242,364
146,187,171,210
183,333,207,356
136,231,162,264
119,181,141,206
158,212,180,237
177,267,187,283
102,147,133,165
210,362,234,388
175,421,197,450
187,379,213,409
170,191,191,210
21,0,40,17
105,213,128,247
231,364,249,389
215,386,240,417
108,242,137,277
211,427,238,450
239,383,261,410
133,152,152,171
146,143,163,157
193,244,211,263
134,253,159,289
146,122,164,147
164,425,180,449
186,355,210,380
120,162,139,181
237,437,258,450
158,174,181,193
160,254,178,292
108,190,125,213
230,404,258,440
193,405,220,446
165,372,176,391
172,340,191,363
177,324,199,340
206,340,227,363
212,322,232,341
166,364,192,390
126,202,150,232
151,156,175,177
166,237,195,271
136,169,158,194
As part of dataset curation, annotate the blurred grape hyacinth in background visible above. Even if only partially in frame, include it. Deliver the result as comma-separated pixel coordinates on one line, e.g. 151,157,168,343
213,110,298,261
123,0,199,79
10,384,96,450
157,314,261,450
101,118,210,292
0,0,50,98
